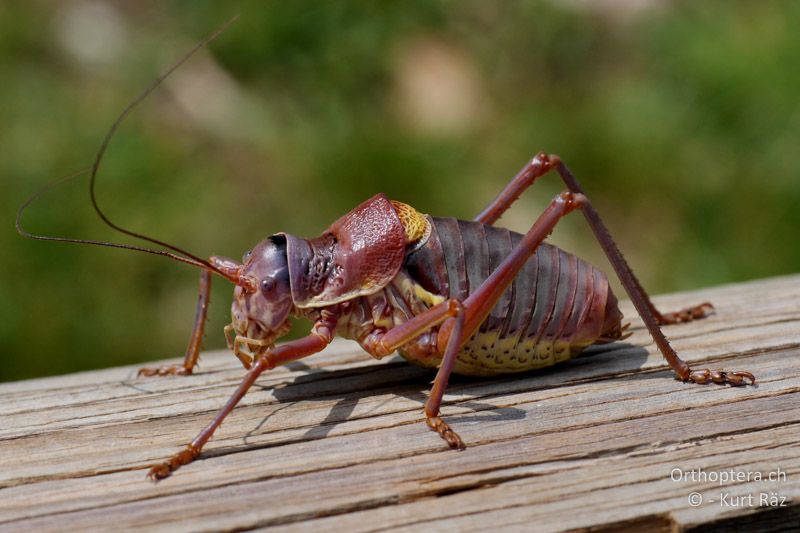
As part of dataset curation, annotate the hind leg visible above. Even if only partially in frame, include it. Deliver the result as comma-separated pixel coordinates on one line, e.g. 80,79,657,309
552,160,753,385
476,154,753,385
475,153,714,327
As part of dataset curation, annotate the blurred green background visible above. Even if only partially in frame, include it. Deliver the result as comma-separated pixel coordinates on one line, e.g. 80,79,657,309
2,1,798,381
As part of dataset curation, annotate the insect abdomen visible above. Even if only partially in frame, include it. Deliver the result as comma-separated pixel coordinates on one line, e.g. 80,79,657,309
404,217,623,376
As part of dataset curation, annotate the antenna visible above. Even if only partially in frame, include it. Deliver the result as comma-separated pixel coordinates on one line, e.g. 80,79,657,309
16,16,242,282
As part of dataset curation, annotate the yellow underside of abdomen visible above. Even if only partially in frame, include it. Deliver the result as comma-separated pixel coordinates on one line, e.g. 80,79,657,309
399,330,595,377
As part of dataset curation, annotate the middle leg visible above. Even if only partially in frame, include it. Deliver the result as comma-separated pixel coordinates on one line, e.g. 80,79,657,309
149,320,335,479
366,191,586,448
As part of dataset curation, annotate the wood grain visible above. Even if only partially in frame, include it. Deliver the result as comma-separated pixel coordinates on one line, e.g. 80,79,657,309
1,275,798,532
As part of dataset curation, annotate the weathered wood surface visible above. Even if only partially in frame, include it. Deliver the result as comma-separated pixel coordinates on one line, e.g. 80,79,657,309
1,275,799,532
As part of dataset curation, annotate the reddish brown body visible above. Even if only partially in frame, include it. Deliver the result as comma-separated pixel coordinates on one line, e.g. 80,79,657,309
141,158,753,480
286,194,625,377
17,24,756,480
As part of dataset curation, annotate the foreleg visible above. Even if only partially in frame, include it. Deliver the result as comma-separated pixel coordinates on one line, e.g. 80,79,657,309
139,269,211,376
148,320,335,479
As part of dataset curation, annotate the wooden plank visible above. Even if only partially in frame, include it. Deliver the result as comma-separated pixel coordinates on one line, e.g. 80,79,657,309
0,275,798,532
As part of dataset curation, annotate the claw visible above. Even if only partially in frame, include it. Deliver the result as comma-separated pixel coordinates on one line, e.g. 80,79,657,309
686,368,755,387
426,416,466,450
147,463,172,481
658,302,715,325
138,365,191,377
147,444,201,481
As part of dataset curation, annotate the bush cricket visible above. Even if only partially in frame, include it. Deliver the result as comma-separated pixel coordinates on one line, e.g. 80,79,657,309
17,20,755,480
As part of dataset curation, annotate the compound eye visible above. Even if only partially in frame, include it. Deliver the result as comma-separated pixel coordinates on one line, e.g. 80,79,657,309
242,250,252,263
260,277,276,294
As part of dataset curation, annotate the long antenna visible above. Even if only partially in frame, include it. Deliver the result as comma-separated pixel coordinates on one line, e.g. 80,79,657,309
16,16,241,280
88,15,239,269
16,167,216,271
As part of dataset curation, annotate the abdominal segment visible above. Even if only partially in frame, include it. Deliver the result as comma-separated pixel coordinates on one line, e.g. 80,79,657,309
398,217,622,376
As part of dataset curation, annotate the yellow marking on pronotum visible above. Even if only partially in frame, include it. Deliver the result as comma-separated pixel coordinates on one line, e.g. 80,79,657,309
391,200,430,245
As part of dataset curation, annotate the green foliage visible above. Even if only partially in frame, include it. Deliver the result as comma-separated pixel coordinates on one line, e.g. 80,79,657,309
2,1,798,380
